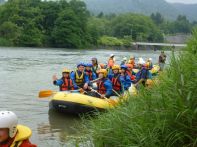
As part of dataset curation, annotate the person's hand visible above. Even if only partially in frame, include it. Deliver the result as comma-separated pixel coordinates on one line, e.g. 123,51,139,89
83,83,88,89
101,94,105,99
52,74,58,81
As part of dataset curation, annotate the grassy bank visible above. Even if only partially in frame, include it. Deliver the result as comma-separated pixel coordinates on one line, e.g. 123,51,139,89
81,29,197,147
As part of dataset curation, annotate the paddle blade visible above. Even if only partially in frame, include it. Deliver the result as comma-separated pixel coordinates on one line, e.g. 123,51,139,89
39,90,54,98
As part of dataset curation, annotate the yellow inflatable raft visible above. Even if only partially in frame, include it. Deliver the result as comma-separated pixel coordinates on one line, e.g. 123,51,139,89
49,85,138,115
132,65,160,75
49,92,118,114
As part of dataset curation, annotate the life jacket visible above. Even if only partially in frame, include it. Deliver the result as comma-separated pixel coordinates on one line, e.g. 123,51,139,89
60,77,74,91
97,78,107,94
111,75,121,91
108,58,114,67
9,125,33,147
92,65,98,73
85,70,93,81
75,71,84,86
136,68,149,85
147,61,153,69
126,70,136,81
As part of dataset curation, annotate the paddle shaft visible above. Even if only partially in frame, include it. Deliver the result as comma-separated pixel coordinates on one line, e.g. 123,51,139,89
112,89,121,97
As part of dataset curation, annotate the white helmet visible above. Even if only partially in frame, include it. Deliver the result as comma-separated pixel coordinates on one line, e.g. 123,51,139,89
122,57,127,61
148,58,152,61
0,111,18,138
130,55,135,59
110,54,115,57
138,57,145,65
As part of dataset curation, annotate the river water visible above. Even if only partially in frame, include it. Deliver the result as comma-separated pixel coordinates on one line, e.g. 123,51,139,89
0,47,170,146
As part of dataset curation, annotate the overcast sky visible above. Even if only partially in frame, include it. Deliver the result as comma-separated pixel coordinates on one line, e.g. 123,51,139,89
166,0,197,4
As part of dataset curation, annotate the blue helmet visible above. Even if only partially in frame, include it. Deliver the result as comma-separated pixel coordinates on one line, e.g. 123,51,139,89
86,63,93,67
120,65,128,70
77,62,85,68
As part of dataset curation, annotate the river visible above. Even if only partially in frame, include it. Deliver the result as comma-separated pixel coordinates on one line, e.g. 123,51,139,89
0,47,170,146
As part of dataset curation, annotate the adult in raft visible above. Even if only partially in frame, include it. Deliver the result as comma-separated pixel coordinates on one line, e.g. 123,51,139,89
91,57,101,77
108,65,123,96
108,54,115,67
84,63,97,81
0,111,37,147
127,55,135,68
96,69,112,98
146,58,153,70
53,68,74,91
119,65,132,91
134,59,151,87
125,64,136,83
70,62,89,90
159,51,167,71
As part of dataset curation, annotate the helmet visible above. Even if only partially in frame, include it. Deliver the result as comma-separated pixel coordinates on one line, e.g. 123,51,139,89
120,65,128,70
130,55,135,59
148,58,152,61
126,64,133,68
86,63,93,67
0,111,18,138
98,69,107,77
91,57,97,61
112,65,120,70
146,79,153,87
62,68,70,73
77,62,85,68
110,54,115,58
138,58,145,65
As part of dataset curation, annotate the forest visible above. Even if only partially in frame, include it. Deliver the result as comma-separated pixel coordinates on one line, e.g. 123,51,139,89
0,0,196,48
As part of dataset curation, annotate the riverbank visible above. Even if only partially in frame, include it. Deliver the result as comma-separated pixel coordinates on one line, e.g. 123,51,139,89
81,29,197,146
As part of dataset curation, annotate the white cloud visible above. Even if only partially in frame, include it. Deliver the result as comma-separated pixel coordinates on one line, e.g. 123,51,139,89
166,0,197,4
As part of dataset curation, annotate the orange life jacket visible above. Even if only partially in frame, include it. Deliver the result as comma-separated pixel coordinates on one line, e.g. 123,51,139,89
85,70,93,81
126,70,136,81
97,79,107,94
60,77,74,91
111,75,121,91
108,58,114,67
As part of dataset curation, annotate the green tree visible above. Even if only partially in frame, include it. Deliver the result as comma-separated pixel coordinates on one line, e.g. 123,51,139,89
51,8,83,48
150,12,164,25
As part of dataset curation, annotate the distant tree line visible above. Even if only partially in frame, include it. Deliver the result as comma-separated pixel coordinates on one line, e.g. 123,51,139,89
0,0,196,48
150,12,196,34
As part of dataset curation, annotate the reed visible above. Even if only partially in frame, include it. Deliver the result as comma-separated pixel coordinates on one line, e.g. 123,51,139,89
81,28,197,147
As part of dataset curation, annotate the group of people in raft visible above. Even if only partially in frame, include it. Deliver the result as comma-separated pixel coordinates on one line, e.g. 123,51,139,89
52,54,155,99
0,52,166,147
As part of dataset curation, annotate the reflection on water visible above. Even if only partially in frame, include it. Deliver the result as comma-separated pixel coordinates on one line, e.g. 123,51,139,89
37,110,82,146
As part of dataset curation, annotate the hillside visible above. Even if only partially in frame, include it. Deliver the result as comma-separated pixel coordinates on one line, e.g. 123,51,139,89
83,0,197,21
172,3,197,21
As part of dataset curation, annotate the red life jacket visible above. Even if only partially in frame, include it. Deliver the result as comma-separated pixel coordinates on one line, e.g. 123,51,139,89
111,75,121,91
60,77,74,91
126,70,136,81
97,79,107,94
85,70,93,81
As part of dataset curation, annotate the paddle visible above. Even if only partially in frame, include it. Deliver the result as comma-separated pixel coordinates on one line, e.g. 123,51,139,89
89,78,101,83
89,87,117,105
112,89,121,97
39,90,55,98
38,89,80,98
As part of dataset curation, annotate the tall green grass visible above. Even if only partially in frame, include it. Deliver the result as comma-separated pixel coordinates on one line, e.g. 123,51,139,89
82,29,197,147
